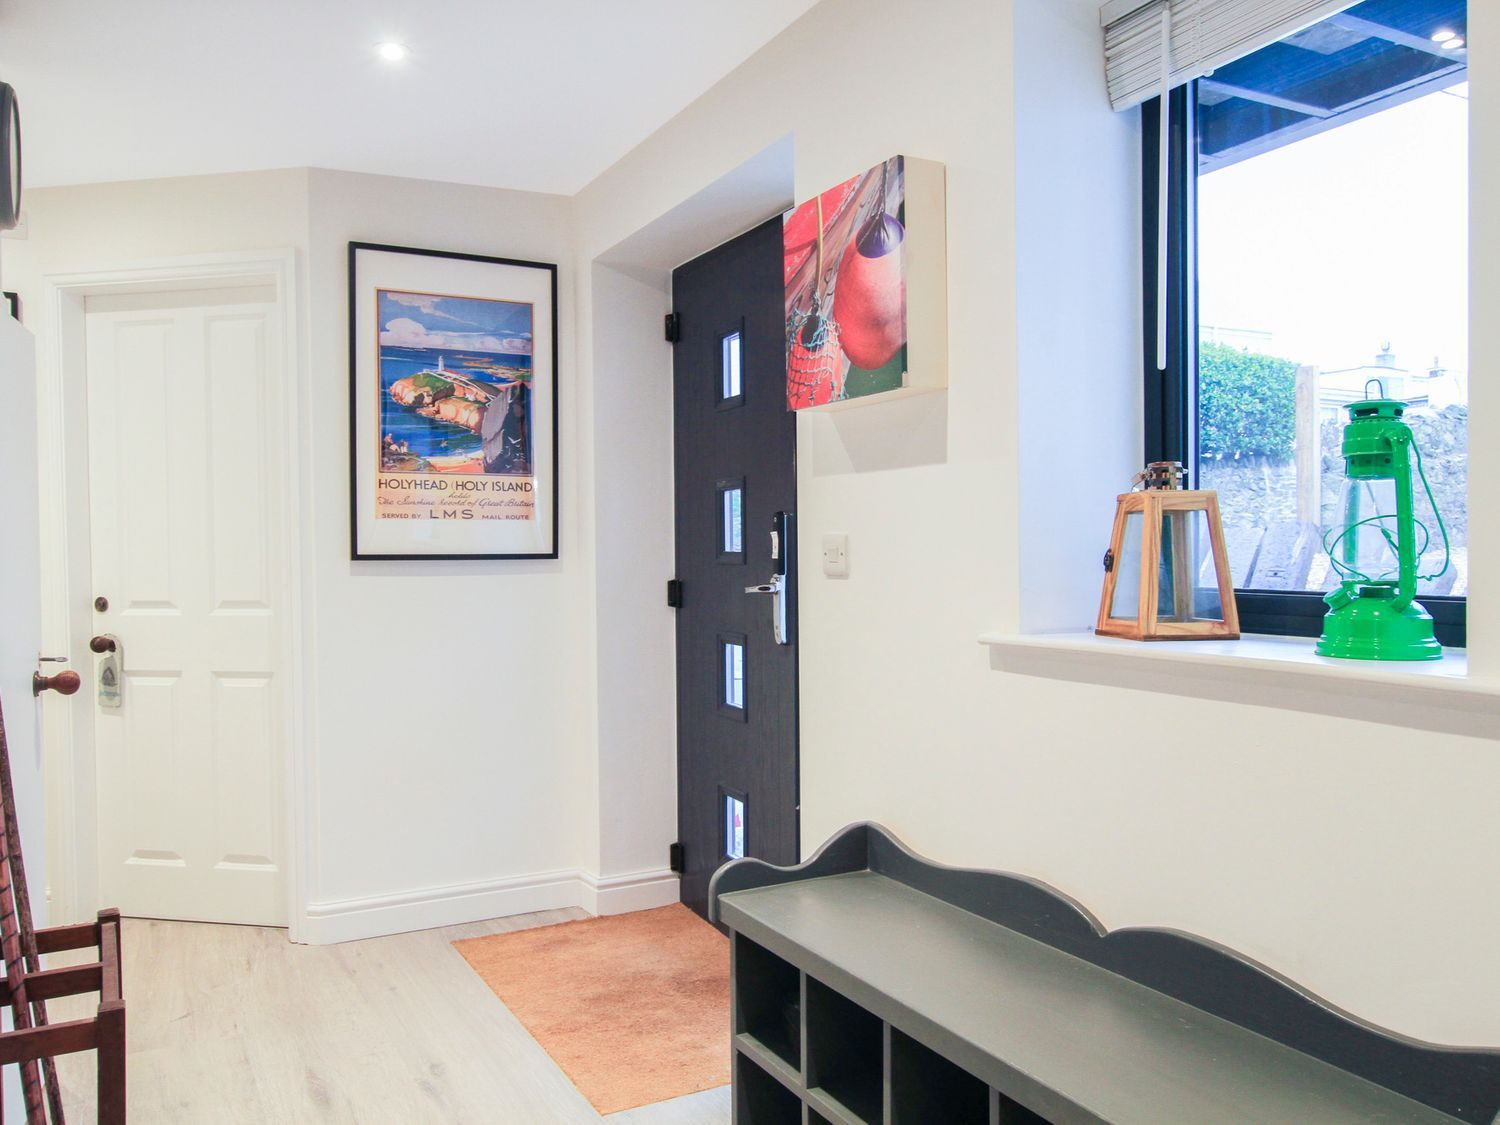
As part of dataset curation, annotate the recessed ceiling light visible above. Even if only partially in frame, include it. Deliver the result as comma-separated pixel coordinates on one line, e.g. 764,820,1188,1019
1442,37,1465,50
377,41,409,62
1431,29,1456,43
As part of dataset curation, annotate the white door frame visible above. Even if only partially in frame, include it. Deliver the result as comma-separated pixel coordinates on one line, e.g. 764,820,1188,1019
37,249,308,942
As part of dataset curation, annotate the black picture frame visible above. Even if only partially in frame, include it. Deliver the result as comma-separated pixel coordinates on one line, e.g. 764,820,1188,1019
348,241,559,560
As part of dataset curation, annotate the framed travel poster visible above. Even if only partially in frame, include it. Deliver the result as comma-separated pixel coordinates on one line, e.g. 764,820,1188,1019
349,242,558,559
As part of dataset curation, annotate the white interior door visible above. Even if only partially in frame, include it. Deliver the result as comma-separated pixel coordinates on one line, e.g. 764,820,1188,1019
85,286,287,926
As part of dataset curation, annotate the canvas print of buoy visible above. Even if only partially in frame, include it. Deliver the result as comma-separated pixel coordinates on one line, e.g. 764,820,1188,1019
784,156,908,409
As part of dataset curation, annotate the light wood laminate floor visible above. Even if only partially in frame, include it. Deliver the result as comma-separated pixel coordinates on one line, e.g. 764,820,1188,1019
47,911,731,1124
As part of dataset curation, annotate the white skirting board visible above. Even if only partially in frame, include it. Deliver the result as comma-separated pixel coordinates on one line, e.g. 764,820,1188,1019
301,867,680,945
580,868,684,917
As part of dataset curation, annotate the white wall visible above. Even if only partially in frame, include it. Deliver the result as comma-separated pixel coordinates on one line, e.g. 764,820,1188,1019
575,0,1500,1047
1468,0,1499,679
4,168,618,942
584,262,677,887
298,169,594,938
1016,0,1141,633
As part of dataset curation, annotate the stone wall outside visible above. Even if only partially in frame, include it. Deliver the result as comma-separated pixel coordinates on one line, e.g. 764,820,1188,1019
1198,406,1467,593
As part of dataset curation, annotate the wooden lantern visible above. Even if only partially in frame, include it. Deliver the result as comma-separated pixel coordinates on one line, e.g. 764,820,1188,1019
1096,462,1239,641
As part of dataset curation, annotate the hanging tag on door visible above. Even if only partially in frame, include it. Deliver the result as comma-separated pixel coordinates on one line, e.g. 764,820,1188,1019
97,636,123,709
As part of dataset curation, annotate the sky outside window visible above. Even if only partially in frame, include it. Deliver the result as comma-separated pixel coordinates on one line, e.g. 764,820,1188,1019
1197,75,1467,597
1200,85,1468,376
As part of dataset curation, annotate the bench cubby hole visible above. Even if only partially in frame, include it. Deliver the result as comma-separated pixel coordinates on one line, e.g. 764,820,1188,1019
804,976,883,1124
735,934,802,1071
888,1026,988,1124
735,1052,801,1125
996,1091,1055,1124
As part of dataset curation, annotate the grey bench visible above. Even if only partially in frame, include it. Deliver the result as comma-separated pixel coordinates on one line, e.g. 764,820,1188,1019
710,823,1500,1124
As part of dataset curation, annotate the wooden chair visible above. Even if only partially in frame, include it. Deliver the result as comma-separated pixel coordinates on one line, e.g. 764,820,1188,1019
0,698,125,1123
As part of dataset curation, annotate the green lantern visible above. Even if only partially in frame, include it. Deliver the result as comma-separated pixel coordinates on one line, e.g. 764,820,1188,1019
1317,385,1450,661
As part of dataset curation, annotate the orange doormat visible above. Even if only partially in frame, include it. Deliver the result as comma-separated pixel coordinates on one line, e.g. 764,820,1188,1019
453,904,730,1115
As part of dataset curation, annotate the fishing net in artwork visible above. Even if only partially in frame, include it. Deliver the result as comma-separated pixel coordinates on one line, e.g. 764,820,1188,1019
786,300,843,410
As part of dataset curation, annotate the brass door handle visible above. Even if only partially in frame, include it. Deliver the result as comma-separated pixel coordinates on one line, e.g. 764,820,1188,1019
89,635,118,653
34,670,81,697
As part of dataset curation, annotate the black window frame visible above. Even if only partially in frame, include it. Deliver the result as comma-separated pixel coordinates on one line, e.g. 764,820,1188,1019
1142,83,1467,648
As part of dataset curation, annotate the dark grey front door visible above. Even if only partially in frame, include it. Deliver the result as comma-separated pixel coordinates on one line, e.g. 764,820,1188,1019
672,216,799,919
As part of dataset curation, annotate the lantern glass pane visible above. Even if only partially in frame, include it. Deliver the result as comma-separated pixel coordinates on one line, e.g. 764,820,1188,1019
1108,511,1144,620
1332,477,1404,584
1157,508,1224,623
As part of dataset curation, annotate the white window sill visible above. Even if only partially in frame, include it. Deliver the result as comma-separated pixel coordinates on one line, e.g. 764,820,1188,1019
979,630,1499,736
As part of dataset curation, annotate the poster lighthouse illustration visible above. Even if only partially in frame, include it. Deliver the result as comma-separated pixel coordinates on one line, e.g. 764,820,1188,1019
783,155,947,411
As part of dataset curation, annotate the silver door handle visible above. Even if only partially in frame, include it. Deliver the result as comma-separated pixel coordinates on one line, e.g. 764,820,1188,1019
744,574,789,645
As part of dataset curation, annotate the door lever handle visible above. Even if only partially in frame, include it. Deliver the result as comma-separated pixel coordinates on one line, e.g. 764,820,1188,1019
743,574,790,645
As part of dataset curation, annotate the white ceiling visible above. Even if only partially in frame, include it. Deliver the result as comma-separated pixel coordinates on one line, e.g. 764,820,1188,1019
1,0,818,194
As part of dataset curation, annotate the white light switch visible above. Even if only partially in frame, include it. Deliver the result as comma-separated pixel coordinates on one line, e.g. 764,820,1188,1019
822,534,849,578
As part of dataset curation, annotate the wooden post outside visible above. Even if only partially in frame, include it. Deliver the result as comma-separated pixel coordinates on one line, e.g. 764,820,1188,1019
1296,365,1321,524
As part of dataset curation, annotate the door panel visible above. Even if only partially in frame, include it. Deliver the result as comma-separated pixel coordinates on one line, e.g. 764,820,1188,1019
86,288,285,925
673,217,798,918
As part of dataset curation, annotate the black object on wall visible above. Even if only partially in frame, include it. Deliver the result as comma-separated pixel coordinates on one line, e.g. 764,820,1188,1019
0,83,20,232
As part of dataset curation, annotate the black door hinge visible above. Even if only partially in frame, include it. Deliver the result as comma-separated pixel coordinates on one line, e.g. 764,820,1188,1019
664,312,680,343
666,579,684,608
669,841,685,874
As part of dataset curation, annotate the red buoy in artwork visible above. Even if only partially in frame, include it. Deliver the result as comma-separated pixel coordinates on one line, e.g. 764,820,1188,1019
831,211,905,370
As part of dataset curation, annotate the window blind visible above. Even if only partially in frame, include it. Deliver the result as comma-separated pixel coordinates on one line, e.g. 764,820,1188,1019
1101,0,1361,111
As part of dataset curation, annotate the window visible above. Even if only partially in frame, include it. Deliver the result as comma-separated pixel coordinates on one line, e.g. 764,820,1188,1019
719,329,744,405
1146,0,1467,645
718,479,745,561
718,633,747,719
722,791,746,860
724,640,744,708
